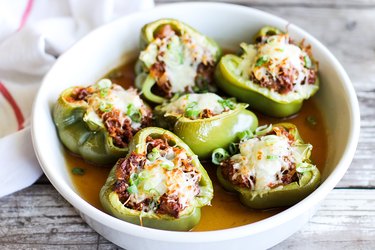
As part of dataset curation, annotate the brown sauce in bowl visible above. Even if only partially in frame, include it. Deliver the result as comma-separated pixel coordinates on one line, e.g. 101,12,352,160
64,58,327,231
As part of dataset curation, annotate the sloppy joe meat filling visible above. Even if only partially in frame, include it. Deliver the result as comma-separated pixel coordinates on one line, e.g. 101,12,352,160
67,81,152,148
114,135,202,218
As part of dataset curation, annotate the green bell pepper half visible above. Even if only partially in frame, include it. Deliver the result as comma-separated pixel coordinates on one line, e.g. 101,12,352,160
215,26,319,117
99,127,213,231
53,87,129,165
215,123,321,209
154,95,258,159
135,18,222,103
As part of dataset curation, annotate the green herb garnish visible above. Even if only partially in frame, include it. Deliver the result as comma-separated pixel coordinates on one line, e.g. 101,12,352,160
218,98,236,110
212,148,230,165
304,56,312,68
228,142,239,155
161,160,174,171
95,79,112,90
127,185,138,194
147,148,160,162
306,115,317,126
255,56,269,67
127,104,142,123
255,124,273,136
184,101,200,118
100,88,109,97
238,130,254,141
99,101,113,112
71,167,85,176
266,155,278,160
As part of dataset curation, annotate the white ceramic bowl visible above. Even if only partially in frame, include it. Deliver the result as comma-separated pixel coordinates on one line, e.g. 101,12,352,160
32,2,360,250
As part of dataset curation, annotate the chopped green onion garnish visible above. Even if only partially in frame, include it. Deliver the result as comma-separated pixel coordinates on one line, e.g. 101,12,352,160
185,109,200,118
304,56,312,68
147,188,160,197
161,160,174,171
100,88,109,97
192,86,201,92
99,101,112,112
229,142,239,155
266,155,278,160
71,167,85,176
147,148,160,162
96,79,112,90
255,56,269,67
127,104,142,123
238,130,254,141
127,185,138,194
255,124,273,136
218,98,236,110
212,148,230,165
184,101,200,118
306,115,317,126
131,112,142,123
129,173,139,186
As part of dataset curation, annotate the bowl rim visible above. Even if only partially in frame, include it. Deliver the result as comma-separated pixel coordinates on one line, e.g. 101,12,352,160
31,1,360,243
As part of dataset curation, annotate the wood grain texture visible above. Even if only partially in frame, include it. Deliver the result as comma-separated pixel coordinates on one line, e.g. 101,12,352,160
2,0,375,249
1,186,374,249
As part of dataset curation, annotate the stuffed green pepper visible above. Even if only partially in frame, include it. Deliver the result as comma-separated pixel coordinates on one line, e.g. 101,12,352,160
154,93,258,159
135,18,222,103
53,79,152,165
212,123,320,209
215,26,319,117
100,127,213,231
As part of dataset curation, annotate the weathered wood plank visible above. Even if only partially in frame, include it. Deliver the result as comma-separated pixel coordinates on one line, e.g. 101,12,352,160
1,185,374,249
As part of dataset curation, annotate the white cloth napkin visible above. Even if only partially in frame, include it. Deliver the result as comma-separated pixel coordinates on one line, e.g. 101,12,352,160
0,0,154,198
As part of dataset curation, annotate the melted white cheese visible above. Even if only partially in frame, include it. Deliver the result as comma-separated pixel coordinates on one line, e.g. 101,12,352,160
82,82,144,129
252,35,308,87
130,146,200,212
235,34,318,101
231,134,295,191
139,32,214,93
161,93,226,117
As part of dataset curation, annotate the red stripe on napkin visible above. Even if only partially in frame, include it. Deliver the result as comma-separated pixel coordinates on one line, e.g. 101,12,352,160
17,0,34,31
0,0,35,131
0,82,25,130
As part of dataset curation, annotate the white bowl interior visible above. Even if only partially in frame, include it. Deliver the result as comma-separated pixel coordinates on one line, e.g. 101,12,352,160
32,2,360,250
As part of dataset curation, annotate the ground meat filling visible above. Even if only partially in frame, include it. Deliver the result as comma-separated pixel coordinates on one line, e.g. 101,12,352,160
251,67,296,94
195,62,215,91
113,135,201,218
149,24,216,98
199,108,215,119
68,85,152,148
221,159,255,189
103,111,133,148
72,87,89,101
220,127,298,190
114,153,146,204
103,109,152,148
250,35,318,95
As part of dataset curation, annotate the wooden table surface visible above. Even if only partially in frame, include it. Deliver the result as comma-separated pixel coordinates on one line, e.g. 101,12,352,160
1,0,374,249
